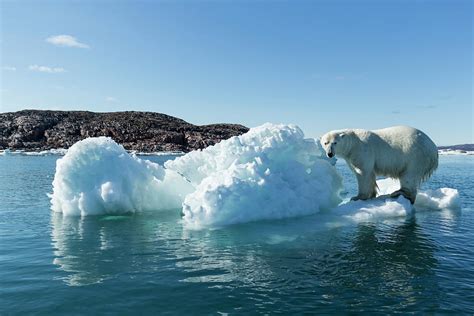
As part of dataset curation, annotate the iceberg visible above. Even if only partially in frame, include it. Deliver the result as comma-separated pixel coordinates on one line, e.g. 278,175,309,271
166,123,342,228
50,123,460,229
51,124,342,225
50,137,193,216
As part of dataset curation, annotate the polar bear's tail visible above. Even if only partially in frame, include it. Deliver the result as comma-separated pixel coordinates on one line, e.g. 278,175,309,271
421,152,438,183
418,132,439,186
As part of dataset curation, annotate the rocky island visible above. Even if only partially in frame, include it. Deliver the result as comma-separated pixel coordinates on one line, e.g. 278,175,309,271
0,110,249,152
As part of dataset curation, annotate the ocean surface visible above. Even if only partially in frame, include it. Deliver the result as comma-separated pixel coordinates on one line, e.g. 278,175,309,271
1,154,473,314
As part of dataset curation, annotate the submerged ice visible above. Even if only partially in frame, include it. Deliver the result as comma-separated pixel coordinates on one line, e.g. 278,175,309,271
50,123,460,228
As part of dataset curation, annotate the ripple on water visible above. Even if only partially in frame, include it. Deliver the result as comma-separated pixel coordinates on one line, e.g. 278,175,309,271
0,155,473,314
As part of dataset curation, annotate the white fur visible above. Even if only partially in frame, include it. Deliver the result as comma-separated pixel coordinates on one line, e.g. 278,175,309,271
320,126,438,203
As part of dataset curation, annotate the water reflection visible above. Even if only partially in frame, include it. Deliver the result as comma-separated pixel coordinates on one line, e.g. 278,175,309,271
436,208,463,235
342,217,440,310
50,211,175,286
51,211,340,288
50,207,445,313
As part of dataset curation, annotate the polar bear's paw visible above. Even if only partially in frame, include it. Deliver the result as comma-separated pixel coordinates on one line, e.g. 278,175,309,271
389,189,416,204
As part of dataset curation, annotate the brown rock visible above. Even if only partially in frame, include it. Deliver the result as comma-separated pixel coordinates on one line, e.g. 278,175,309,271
0,110,249,152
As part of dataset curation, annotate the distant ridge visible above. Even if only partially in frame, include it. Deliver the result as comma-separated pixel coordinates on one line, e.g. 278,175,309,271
438,144,474,152
0,110,249,152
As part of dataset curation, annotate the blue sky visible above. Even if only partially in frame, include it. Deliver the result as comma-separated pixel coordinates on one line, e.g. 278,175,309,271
1,0,472,145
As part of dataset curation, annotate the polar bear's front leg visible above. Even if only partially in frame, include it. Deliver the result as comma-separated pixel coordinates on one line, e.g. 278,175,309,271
352,171,377,201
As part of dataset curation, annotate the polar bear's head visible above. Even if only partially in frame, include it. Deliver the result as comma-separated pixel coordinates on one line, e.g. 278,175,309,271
320,131,348,158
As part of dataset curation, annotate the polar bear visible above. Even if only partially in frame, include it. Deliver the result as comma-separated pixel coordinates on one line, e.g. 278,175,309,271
320,126,438,204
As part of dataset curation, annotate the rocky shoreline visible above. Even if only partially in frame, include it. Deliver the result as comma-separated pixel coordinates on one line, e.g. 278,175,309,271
0,110,249,152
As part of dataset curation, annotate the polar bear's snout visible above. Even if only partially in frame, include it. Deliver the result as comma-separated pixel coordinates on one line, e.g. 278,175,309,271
325,142,335,158
320,132,347,159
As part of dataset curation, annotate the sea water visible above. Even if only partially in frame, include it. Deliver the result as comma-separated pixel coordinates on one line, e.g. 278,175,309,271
1,154,473,314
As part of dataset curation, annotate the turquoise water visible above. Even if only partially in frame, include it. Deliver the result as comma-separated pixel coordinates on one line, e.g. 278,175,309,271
1,155,473,314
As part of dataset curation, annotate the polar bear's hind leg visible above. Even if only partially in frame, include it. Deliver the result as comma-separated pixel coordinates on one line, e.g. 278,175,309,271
390,172,418,204
390,188,416,204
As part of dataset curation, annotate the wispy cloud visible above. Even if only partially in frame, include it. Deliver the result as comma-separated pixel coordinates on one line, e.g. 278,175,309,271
418,105,437,110
46,35,90,49
105,96,118,103
392,110,401,114
2,66,16,71
438,94,453,101
29,65,66,73
311,72,367,81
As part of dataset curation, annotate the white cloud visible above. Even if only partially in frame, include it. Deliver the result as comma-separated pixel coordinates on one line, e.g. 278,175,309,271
2,66,16,71
46,35,90,49
29,65,66,73
105,96,118,102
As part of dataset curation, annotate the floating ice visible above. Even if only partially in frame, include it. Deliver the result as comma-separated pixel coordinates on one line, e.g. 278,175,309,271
50,137,193,216
166,123,342,228
132,151,184,156
438,149,474,156
335,177,461,222
0,148,68,156
26,148,68,156
0,148,186,157
376,177,460,210
50,124,342,225
50,123,461,229
415,188,461,210
335,195,413,222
